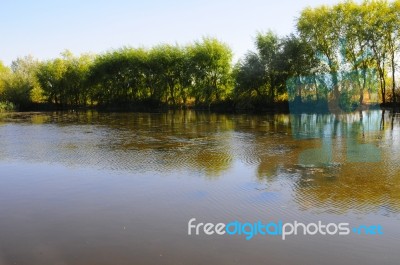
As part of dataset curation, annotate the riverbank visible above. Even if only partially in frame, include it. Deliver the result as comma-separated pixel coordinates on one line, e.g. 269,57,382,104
15,101,290,114
14,100,393,115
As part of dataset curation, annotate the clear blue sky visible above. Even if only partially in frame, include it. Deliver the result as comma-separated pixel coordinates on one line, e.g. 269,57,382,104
1,0,341,65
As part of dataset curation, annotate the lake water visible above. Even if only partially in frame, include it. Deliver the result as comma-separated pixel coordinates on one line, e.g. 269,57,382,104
0,110,398,265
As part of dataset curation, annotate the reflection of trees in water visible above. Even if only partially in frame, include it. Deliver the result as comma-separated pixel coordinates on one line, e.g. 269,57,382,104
0,110,399,211
250,111,400,214
0,111,236,177
292,162,400,214
104,111,236,177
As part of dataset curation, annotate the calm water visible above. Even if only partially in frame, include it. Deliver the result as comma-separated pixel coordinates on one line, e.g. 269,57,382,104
0,110,399,265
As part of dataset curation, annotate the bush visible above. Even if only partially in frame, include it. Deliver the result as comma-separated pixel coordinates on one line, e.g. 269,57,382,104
0,101,16,112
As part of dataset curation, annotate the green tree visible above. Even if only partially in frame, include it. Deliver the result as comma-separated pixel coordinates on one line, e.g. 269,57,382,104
362,1,390,104
277,34,320,102
148,45,186,105
0,61,10,94
36,57,67,105
298,5,342,104
62,53,94,106
255,31,281,101
234,52,265,102
88,48,148,106
188,38,233,107
334,1,373,105
2,56,39,108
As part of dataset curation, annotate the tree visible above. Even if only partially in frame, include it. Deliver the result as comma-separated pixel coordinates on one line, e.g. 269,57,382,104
298,5,342,104
234,52,265,100
0,61,10,95
361,1,390,104
233,31,285,109
334,1,373,105
148,45,186,105
88,48,148,106
36,58,66,105
188,38,233,107
255,31,281,101
2,56,39,108
389,0,400,104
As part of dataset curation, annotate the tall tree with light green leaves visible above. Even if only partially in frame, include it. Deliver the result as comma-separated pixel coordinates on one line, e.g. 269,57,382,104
298,5,342,103
188,38,233,107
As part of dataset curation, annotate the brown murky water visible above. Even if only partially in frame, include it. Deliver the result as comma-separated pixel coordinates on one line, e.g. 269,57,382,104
0,110,398,265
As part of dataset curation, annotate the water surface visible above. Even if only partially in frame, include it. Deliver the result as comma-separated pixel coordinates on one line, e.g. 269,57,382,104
0,110,398,265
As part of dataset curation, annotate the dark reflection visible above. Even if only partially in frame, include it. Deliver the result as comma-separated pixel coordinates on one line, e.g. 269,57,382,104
0,110,399,213
0,111,236,177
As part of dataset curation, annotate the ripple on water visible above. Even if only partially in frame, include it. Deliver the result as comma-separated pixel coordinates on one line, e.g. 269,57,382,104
0,111,400,217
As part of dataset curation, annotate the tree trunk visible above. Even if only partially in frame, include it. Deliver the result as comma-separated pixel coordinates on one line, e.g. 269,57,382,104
391,53,396,105
377,65,386,105
357,68,367,105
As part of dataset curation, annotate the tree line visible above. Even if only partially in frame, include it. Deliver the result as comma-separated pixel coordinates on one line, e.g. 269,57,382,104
295,0,400,111
0,38,233,110
0,0,400,112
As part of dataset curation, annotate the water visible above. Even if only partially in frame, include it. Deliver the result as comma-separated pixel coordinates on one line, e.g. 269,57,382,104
0,110,398,264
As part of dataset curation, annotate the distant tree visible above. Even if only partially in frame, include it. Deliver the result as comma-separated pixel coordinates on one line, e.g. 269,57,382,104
88,48,147,106
234,51,265,100
62,53,94,106
276,34,320,102
0,61,10,95
297,0,400,107
297,6,341,103
148,45,186,105
2,56,39,107
36,57,67,105
255,31,281,101
188,38,233,107
233,32,316,109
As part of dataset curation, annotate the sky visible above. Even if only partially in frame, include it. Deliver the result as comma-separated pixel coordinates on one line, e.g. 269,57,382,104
1,0,342,65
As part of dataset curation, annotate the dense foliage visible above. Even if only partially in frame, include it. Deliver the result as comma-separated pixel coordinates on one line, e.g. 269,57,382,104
1,0,400,112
